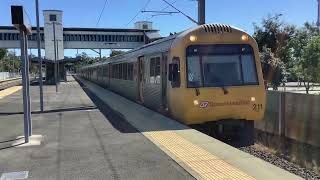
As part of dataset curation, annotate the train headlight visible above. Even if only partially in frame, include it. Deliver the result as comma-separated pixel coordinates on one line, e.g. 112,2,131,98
251,97,256,102
190,35,197,42
241,34,249,41
193,100,199,106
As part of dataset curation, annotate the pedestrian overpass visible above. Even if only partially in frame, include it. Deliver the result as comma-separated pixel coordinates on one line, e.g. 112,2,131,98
0,10,161,61
0,10,161,84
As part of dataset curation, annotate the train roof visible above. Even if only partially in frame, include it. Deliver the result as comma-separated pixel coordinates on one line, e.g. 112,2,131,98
82,32,182,68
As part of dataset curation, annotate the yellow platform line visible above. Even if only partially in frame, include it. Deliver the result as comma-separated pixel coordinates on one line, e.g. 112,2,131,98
145,131,255,180
0,86,22,99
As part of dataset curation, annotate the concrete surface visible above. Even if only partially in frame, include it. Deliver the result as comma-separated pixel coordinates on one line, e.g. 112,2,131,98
0,76,193,180
79,77,302,180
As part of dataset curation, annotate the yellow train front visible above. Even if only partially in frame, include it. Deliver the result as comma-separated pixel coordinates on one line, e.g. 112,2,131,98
78,24,266,146
167,24,266,146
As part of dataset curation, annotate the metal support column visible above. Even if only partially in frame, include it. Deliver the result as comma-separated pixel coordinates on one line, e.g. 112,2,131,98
12,5,33,143
53,22,58,92
36,0,44,112
24,35,32,136
198,0,205,25
57,40,60,84
19,30,30,143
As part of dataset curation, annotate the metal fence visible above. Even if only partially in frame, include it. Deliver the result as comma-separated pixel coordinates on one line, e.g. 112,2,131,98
0,72,20,81
255,91,320,147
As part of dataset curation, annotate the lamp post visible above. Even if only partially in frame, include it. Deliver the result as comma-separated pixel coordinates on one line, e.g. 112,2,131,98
56,39,62,83
53,21,58,92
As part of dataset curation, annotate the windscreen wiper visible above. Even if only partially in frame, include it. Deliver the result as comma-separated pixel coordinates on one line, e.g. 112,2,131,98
222,86,229,95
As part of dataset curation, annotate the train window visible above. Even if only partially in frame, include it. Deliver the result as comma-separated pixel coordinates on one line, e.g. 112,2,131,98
150,58,156,77
119,64,122,79
187,56,202,87
155,57,161,76
128,63,134,80
149,57,161,84
116,64,119,79
186,44,259,87
114,64,117,78
123,63,128,80
242,55,258,84
169,57,181,88
112,65,115,78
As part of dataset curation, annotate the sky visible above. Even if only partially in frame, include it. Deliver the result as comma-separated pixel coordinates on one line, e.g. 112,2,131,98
0,0,318,57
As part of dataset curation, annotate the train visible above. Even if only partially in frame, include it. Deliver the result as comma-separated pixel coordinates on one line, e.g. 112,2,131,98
78,24,266,146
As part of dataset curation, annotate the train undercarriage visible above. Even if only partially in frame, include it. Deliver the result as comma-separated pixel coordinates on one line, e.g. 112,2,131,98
191,119,254,147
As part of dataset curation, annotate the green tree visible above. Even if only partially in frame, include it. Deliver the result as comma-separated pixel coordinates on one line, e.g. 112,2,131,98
110,50,125,57
0,49,21,72
260,47,287,90
0,49,7,60
298,36,320,94
287,22,319,82
253,14,295,88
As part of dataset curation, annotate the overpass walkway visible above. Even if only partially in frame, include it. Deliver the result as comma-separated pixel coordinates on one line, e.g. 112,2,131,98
0,76,301,179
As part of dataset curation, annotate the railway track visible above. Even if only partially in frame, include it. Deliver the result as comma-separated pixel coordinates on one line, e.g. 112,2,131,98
0,77,22,90
0,76,38,90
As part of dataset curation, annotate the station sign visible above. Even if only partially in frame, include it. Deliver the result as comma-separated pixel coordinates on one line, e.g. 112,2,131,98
11,6,32,34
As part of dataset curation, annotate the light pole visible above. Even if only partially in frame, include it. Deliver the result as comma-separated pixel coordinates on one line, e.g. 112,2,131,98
53,22,58,92
35,0,44,112
56,39,62,83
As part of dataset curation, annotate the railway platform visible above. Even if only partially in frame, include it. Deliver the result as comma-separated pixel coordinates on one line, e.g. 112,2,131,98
0,76,301,179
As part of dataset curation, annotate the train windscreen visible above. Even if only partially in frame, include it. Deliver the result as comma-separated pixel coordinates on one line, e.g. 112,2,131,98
186,44,259,88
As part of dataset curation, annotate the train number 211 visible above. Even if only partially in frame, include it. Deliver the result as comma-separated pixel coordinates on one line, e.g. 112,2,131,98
253,104,263,112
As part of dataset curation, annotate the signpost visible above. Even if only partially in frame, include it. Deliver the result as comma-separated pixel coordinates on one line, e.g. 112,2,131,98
11,6,32,143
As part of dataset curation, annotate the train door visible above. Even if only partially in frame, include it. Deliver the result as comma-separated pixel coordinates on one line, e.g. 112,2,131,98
138,56,144,103
161,53,168,109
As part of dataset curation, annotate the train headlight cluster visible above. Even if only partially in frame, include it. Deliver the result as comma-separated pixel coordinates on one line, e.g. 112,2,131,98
193,100,199,106
190,35,197,42
241,34,249,41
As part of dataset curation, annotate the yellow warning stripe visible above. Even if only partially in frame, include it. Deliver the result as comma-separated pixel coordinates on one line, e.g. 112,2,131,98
0,86,22,99
145,131,255,180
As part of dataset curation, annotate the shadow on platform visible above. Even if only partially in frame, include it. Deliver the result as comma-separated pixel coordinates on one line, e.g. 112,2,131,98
76,79,140,134
0,137,25,150
0,106,97,116
75,77,189,134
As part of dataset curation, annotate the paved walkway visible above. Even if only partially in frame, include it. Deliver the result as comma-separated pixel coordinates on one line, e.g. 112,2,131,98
79,77,302,180
0,76,193,179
